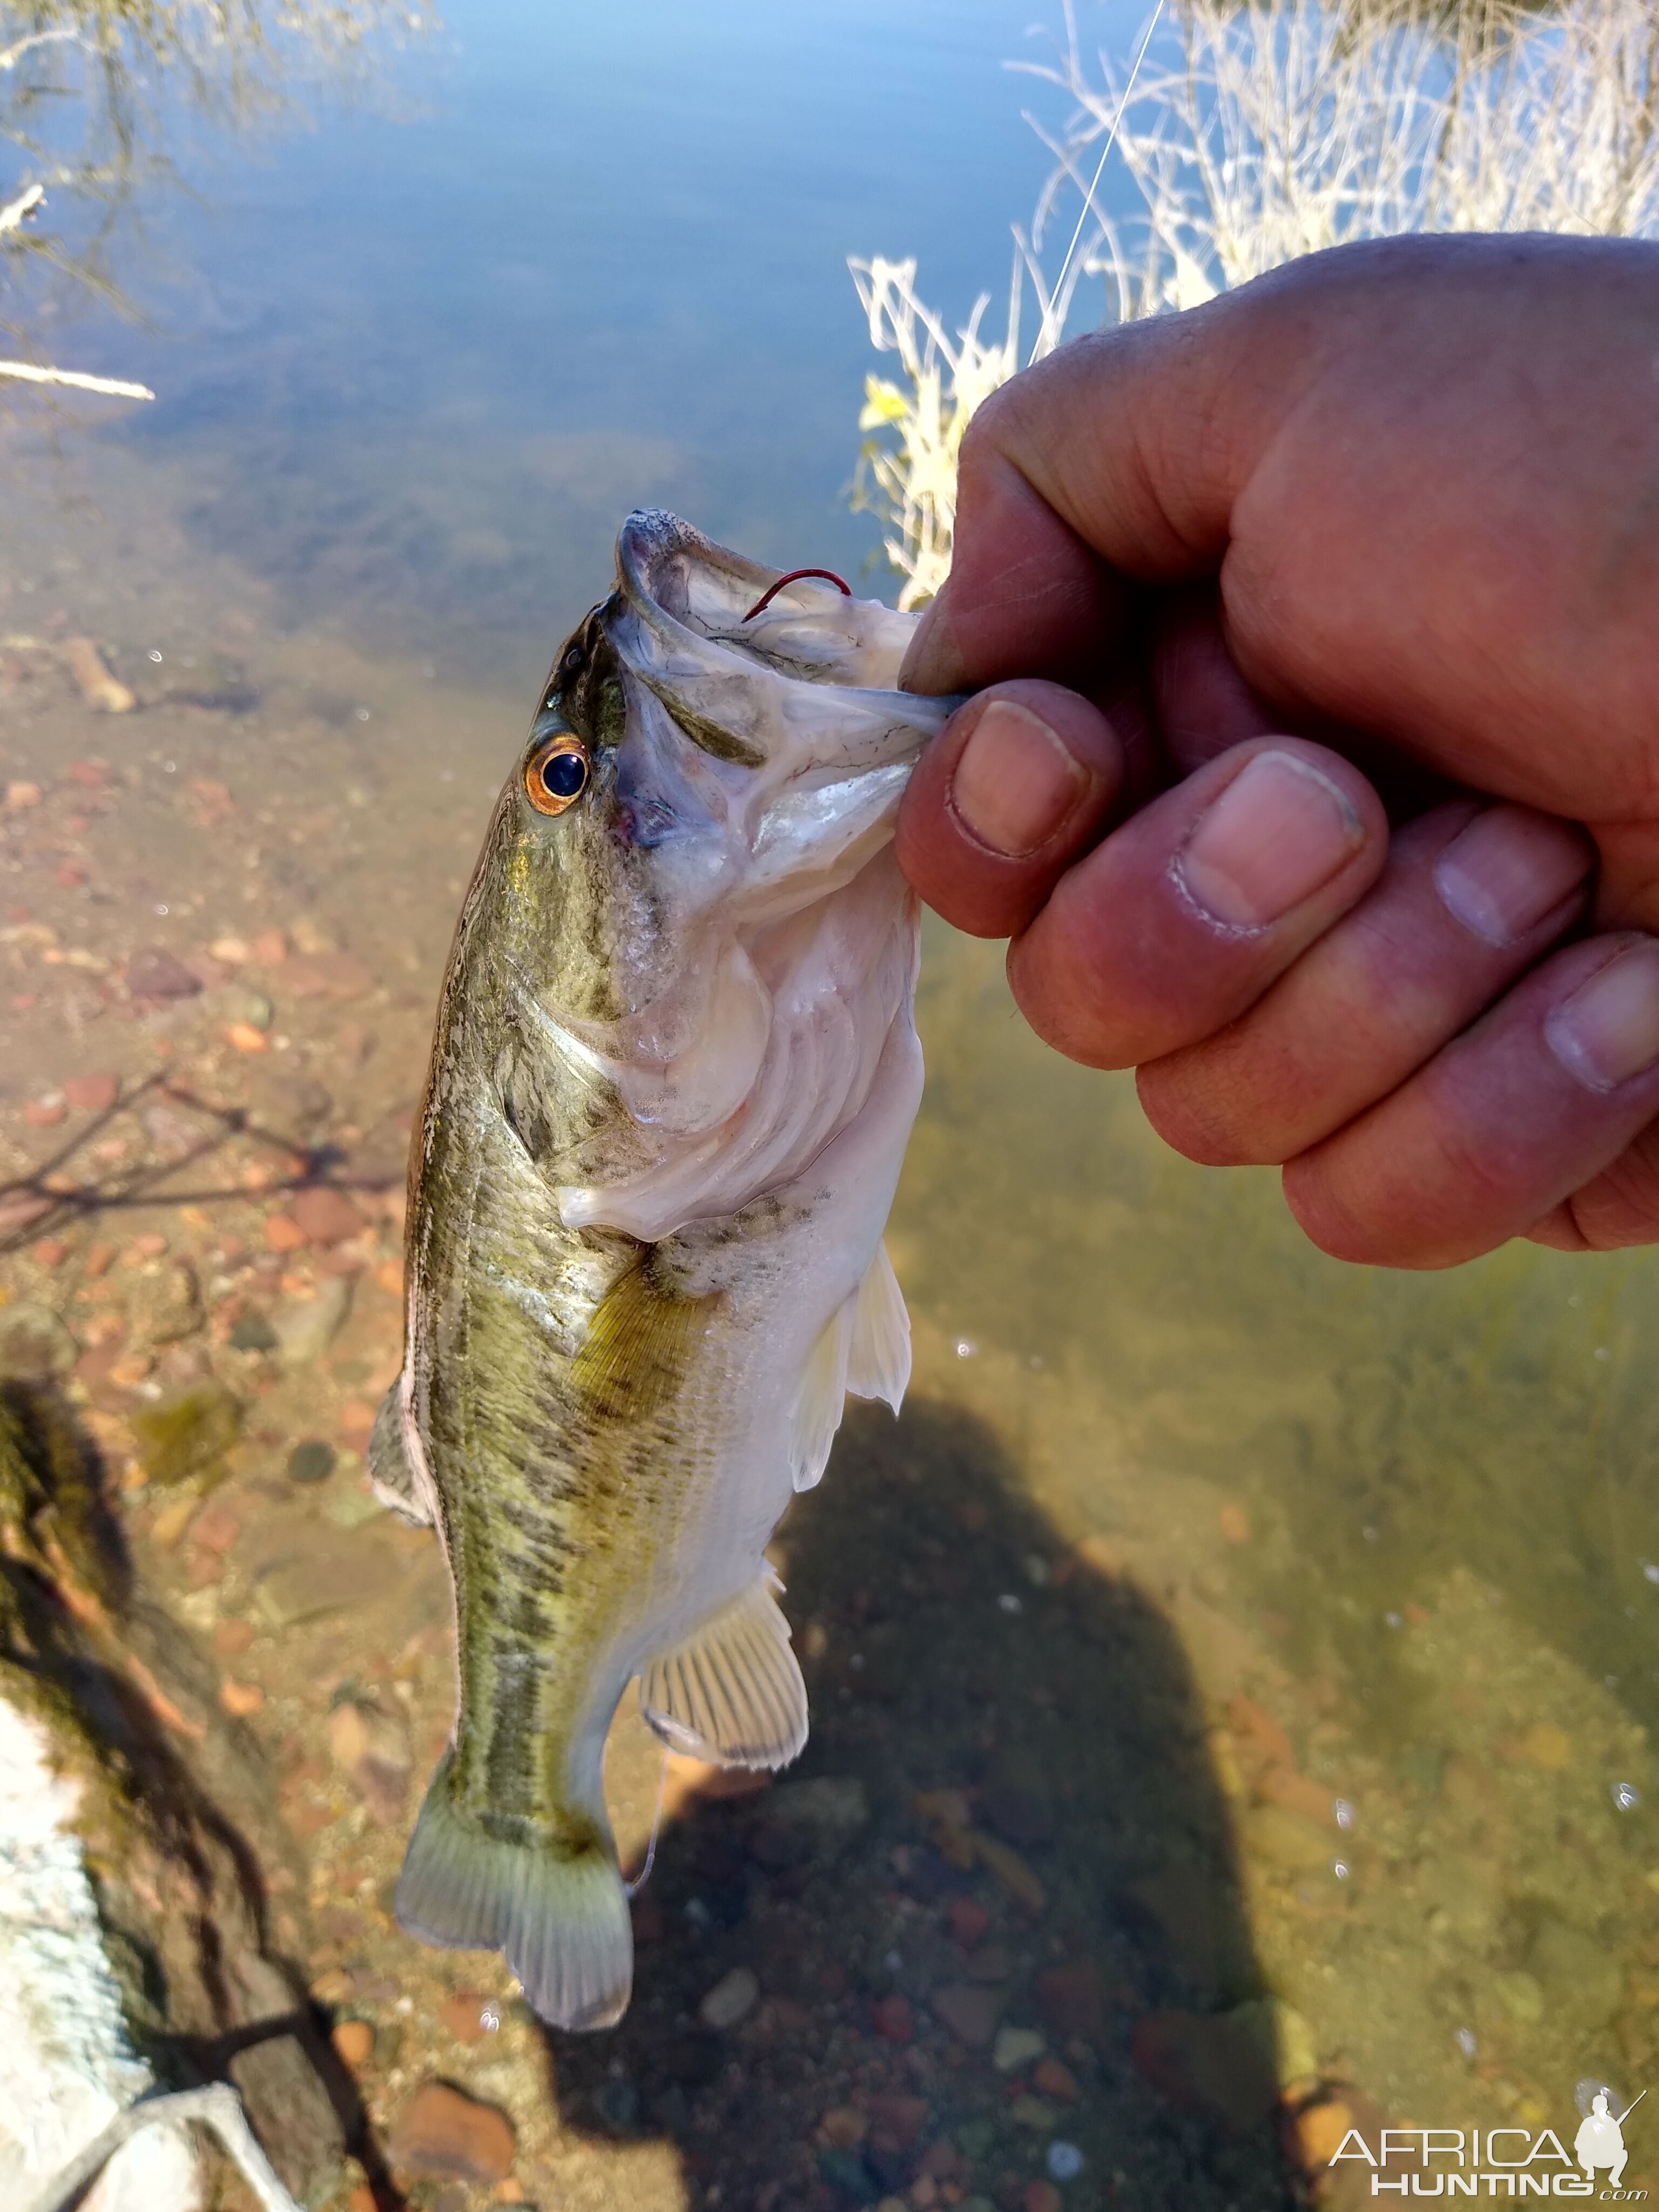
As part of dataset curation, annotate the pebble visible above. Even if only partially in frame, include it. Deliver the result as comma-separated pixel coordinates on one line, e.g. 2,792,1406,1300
287,1440,337,1484
1243,1803,1333,1873
1129,2006,1281,2129
291,1185,367,1246
220,1680,265,1717
1492,1969,1545,2024
1291,2099,1355,2169
1046,2142,1085,2183
24,1096,66,1127
967,1942,1013,1985
867,2095,928,2153
226,1022,269,1054
273,1276,352,1366
331,2019,374,2067
213,1618,255,1658
817,2147,876,2201
251,927,288,965
1023,2184,1062,2212
5,780,42,808
264,1215,308,1253
993,2025,1046,2074
64,636,134,712
31,1238,68,1268
1033,1963,1104,2040
1218,1501,1251,1543
388,2081,516,2183
1518,1721,1572,1771
871,1994,915,2042
698,1965,759,2029
820,2107,867,2149
439,1991,496,2042
0,1302,80,1381
948,1897,990,1949
1032,2058,1079,2101
0,1192,53,1236
127,948,202,1003
64,1071,119,1113
929,1983,1004,2049
228,1309,280,1353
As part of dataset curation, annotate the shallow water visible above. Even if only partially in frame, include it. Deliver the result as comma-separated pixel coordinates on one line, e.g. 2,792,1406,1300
4,4,1659,2209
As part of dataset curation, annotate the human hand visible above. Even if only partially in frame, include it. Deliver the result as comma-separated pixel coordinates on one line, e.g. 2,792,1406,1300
895,234,1659,1267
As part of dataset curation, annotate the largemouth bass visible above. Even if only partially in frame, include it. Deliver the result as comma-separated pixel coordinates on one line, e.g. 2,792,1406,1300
370,510,952,2031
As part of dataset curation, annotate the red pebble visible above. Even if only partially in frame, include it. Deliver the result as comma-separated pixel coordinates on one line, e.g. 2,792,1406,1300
1023,2185,1062,2212
289,1185,366,1246
25,1097,66,1128
31,1238,69,1267
872,1994,915,2042
64,1071,119,1113
948,1897,990,1949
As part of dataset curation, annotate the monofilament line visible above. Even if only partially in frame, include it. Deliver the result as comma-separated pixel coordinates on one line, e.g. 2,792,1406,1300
1034,0,1168,363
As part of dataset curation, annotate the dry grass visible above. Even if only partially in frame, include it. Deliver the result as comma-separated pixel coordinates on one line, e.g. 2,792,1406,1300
854,0,1659,596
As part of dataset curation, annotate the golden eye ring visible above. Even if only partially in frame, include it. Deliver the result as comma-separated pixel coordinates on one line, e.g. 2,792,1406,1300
524,734,591,815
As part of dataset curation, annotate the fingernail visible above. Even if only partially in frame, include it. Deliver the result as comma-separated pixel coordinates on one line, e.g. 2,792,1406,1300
1545,942,1659,1092
950,699,1088,857
1434,805,1591,946
1176,750,1364,929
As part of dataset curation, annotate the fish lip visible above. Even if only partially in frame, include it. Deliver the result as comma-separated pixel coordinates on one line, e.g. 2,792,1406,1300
612,508,965,753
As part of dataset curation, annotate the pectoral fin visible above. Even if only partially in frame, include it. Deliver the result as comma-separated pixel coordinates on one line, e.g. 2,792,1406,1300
787,1297,853,1493
367,1381,434,1528
639,1571,808,1770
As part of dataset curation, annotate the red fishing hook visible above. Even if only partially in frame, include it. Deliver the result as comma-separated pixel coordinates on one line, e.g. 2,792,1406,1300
741,568,853,622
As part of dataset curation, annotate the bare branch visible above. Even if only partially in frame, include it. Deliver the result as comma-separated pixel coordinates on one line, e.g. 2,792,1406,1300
20,2082,304,2212
0,358,153,397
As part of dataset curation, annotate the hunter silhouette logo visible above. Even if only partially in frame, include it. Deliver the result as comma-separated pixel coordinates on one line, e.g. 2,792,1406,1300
1577,2093,1644,2191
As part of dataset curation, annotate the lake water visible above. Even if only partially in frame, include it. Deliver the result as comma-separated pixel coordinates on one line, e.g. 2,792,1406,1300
3,4,1659,2210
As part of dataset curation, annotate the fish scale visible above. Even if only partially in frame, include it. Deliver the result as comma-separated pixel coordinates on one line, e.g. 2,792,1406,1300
369,510,956,2028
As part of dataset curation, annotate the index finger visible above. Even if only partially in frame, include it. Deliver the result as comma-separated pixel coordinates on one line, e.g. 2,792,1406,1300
896,303,1257,694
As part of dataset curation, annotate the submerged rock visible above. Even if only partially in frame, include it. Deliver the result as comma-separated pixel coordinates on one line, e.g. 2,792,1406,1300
131,1381,242,1491
388,2080,516,2182
0,1301,79,1382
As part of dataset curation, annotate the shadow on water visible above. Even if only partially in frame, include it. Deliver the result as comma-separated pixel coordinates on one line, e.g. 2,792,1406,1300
544,1397,1301,2212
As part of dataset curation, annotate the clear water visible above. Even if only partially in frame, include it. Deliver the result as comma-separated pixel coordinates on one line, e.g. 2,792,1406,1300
4,4,1659,2208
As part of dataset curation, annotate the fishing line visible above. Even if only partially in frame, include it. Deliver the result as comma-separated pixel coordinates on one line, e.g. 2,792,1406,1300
1034,0,1169,364
624,1748,671,1898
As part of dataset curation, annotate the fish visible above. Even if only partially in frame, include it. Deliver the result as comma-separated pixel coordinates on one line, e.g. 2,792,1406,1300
368,509,954,2030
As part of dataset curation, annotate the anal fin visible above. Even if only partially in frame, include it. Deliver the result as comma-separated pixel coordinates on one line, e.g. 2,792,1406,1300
639,1571,808,1770
846,1240,910,1412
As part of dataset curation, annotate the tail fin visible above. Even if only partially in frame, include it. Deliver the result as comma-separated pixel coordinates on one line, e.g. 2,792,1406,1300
395,1753,632,2031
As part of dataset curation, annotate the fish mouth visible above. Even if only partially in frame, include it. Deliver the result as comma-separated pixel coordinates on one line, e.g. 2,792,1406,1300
608,509,961,778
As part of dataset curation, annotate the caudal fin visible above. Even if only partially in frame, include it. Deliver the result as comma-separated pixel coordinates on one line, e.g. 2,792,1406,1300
395,1753,632,2031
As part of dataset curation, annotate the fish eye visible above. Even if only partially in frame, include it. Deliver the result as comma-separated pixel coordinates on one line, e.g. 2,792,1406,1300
524,734,590,815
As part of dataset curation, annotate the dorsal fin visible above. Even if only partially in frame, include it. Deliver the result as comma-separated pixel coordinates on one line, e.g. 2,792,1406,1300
639,1570,808,1770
